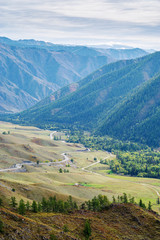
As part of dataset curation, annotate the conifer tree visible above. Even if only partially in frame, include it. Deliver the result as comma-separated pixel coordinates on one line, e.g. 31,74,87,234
123,193,128,203
32,200,38,213
41,197,47,212
26,201,30,211
68,195,74,210
10,197,17,208
139,199,146,209
85,200,90,210
73,201,78,210
64,201,70,212
57,200,64,212
129,197,135,204
81,203,86,210
112,196,116,203
38,202,42,212
139,199,143,207
148,201,152,211
18,199,26,215
83,220,91,240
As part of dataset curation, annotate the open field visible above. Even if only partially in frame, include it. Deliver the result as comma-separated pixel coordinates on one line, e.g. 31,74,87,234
0,121,160,213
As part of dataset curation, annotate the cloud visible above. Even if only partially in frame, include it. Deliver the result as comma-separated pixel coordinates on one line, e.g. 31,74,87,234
0,0,160,49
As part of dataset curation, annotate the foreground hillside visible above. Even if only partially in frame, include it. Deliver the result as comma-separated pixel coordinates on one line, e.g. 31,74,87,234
0,203,160,240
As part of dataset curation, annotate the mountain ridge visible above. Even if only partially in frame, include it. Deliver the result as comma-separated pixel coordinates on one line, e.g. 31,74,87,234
0,41,113,113
7,51,160,147
0,37,148,114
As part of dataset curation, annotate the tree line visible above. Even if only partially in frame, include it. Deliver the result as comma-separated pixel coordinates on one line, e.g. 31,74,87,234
0,193,156,217
110,150,160,178
0,193,158,238
66,130,149,152
66,131,160,179
9,195,78,215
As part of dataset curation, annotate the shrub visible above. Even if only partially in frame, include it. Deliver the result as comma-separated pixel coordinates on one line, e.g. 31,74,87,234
50,234,57,240
83,220,91,239
63,224,69,232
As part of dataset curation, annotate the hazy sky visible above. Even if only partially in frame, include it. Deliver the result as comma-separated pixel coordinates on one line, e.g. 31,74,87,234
0,0,160,49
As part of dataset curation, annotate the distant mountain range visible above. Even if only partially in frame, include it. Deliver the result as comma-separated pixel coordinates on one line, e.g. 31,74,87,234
2,37,160,147
0,37,148,113
7,51,160,147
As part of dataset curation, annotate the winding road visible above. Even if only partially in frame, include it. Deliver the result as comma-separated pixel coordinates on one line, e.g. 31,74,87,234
81,155,160,198
0,132,70,172
141,183,160,197
50,131,57,140
1,131,160,199
82,155,114,171
82,160,100,171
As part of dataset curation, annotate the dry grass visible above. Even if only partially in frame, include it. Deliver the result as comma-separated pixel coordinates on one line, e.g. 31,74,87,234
0,121,160,214
0,203,160,240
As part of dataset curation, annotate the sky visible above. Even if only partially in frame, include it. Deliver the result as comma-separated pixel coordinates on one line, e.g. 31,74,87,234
0,0,160,49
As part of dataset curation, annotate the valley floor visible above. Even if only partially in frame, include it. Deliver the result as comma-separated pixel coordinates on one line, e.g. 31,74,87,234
0,121,160,212
0,121,160,239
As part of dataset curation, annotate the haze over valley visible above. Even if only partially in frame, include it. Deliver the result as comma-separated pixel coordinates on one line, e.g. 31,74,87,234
0,37,148,114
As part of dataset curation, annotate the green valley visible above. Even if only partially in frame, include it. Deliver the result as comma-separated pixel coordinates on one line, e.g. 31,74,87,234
0,122,160,210
0,122,160,239
1,1,160,239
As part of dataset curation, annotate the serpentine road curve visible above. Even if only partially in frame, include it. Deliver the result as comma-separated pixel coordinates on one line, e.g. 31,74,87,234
1,131,160,198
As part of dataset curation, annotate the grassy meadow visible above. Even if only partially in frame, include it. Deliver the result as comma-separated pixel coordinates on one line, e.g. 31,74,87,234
0,121,160,213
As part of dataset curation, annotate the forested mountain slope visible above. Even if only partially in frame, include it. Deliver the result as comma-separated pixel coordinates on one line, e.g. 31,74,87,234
9,52,160,141
31,58,134,108
98,73,160,147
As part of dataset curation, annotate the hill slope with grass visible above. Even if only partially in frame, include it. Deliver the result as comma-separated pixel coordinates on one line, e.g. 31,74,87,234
0,203,160,240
